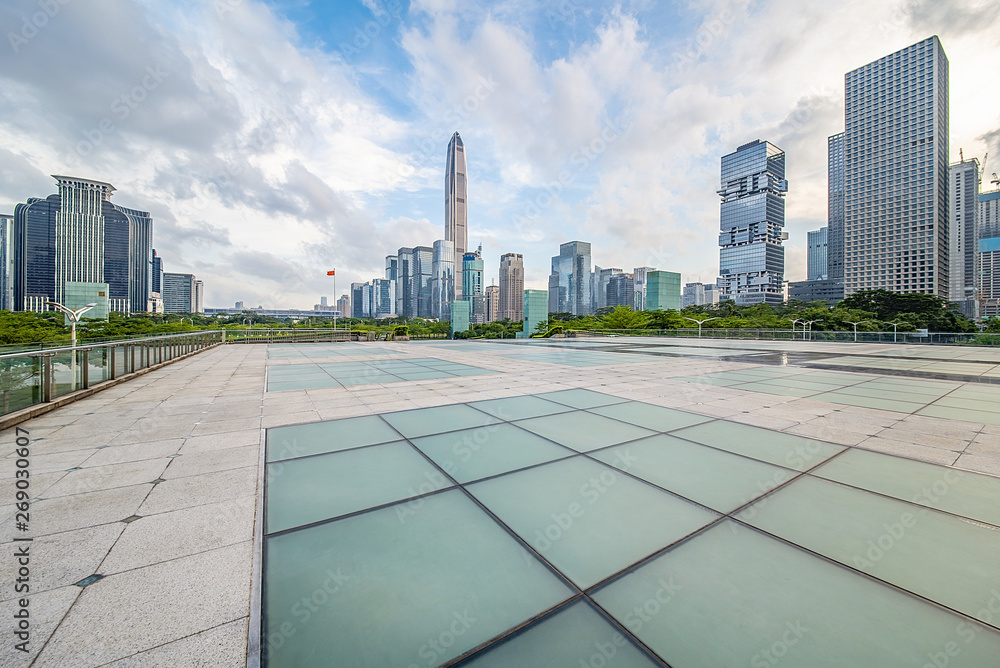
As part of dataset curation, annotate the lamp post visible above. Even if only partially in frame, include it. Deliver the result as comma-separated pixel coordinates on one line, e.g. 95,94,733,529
887,322,906,344
791,318,802,339
327,269,337,331
682,316,720,338
802,320,817,341
845,320,873,343
44,301,97,390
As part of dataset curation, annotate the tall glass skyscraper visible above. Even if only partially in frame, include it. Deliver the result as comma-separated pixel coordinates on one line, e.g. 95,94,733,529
843,36,949,297
807,227,829,280
0,214,12,311
827,132,845,283
548,241,592,315
717,140,787,305
445,132,468,299
431,239,455,319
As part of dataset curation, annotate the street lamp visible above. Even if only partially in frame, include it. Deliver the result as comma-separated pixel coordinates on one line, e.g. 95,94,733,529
845,320,873,343
791,318,803,338
45,301,97,349
802,320,817,341
682,316,720,338
886,322,907,344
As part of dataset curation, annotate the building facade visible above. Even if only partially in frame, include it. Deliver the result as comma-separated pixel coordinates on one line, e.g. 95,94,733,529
980,189,1000,319
808,227,829,280
595,267,622,311
431,239,455,320
827,132,846,286
0,214,12,311
632,267,655,311
336,294,350,318
843,36,950,297
606,273,634,308
520,289,548,338
162,272,197,313
549,241,592,315
498,253,524,322
682,282,721,308
717,140,788,305
644,271,681,310
949,159,980,314
371,278,395,318
484,284,500,323
445,132,468,298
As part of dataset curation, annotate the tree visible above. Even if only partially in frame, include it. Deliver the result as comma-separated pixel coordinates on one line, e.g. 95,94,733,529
600,306,650,330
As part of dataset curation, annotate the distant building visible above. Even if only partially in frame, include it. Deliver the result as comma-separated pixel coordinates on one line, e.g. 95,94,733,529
827,133,845,285
645,271,681,311
336,294,350,318
162,273,198,313
980,188,1000,319
549,241,592,315
372,278,395,318
520,289,548,338
462,246,485,324
235,301,244,310
595,267,621,311
194,280,204,314
385,255,398,281
808,228,829,280
351,282,367,318
717,140,787,305
499,253,524,321
445,132,468,298
949,159,980,316
151,248,164,298
633,267,655,311
606,273,634,308
484,284,500,323
431,239,455,320
449,299,470,338
682,282,721,308
788,278,845,307
0,214,12,311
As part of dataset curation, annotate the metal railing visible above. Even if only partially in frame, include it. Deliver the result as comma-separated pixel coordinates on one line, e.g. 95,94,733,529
584,328,1000,345
224,328,352,344
0,330,224,418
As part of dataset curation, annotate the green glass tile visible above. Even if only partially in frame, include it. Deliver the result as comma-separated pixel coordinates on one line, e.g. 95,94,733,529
672,420,843,471
264,490,573,667
267,415,402,462
931,396,1000,414
917,405,1000,425
535,389,628,409
338,374,402,386
460,599,659,667
267,378,339,391
588,402,712,432
382,404,502,438
411,423,574,483
737,476,1000,623
393,371,449,380
593,520,1000,667
591,434,795,513
812,447,1000,528
514,412,655,452
265,441,451,533
467,456,717,588
469,395,573,421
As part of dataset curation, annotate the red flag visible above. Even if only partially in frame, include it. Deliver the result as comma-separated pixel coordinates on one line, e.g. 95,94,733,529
327,270,336,276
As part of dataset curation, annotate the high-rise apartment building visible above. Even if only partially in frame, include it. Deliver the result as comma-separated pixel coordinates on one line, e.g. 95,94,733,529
949,159,980,312
717,140,787,305
549,241,592,315
498,253,524,321
0,214,12,311
162,272,197,313
843,36,949,297
13,176,152,313
194,280,204,314
808,228,829,280
431,239,455,320
827,133,846,283
484,284,500,323
445,132,468,298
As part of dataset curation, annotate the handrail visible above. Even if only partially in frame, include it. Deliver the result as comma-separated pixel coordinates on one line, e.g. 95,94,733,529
0,330,225,360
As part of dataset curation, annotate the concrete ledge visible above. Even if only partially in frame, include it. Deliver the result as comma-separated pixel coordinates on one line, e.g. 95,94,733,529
0,342,225,432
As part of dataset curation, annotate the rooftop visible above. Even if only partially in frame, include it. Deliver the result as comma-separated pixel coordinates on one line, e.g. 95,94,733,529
4,336,1000,666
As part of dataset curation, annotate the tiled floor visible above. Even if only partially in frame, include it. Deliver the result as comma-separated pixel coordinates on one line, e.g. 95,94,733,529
266,358,496,391
262,389,1000,667
4,336,1000,667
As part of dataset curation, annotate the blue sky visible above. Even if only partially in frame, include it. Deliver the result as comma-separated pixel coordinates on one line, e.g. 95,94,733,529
1,0,999,308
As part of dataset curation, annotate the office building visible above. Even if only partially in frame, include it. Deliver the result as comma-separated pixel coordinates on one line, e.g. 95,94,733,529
682,282,721,308
431,239,455,320
13,176,152,313
336,294,350,318
385,255,398,281
808,228,829,280
372,278,395,318
351,282,367,318
827,133,846,284
162,272,198,313
788,278,845,306
549,241,592,315
948,159,980,313
982,186,1000,239
594,267,621,311
606,273,634,309
396,247,413,317
981,187,1000,319
462,246,484,300
520,289,548,338
445,132,468,298
843,36,950,297
499,253,524,321
396,246,434,318
484,284,500,323
633,267,656,311
0,214,12,311
449,299,470,338
194,280,204,314
645,271,681,311
717,140,787,305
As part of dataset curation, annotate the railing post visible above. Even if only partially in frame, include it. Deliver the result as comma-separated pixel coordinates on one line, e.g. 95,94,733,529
110,345,116,380
42,355,52,402
82,349,90,389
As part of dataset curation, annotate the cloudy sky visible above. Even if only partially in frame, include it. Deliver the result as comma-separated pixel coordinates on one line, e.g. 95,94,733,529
2,0,999,309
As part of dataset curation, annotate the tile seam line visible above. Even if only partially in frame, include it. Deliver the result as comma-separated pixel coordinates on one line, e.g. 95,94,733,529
92,616,250,668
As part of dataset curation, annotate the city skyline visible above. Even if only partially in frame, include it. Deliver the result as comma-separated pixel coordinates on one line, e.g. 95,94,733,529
0,1,998,308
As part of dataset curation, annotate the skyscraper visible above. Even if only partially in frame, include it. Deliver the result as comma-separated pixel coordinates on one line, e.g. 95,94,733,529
462,246,485,324
0,214,12,311
445,132,468,298
827,133,846,286
948,159,980,312
632,267,655,311
13,176,152,313
431,239,455,319
979,184,1000,319
549,241,592,315
484,284,500,323
808,228,829,280
498,253,524,321
645,271,681,311
595,267,622,311
717,140,787,305
151,248,163,295
606,273,634,308
843,36,949,297
162,272,197,313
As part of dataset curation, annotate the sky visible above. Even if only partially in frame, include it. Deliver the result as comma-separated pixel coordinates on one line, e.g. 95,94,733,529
1,0,999,309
